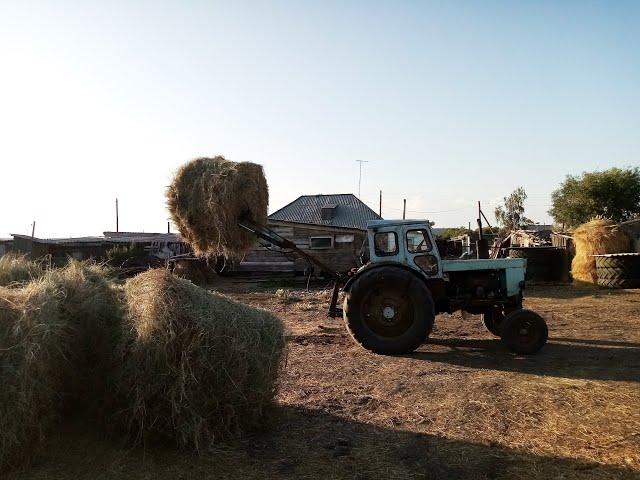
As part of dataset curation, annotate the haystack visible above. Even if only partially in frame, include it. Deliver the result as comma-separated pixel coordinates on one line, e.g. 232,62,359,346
114,269,285,450
0,280,71,470
166,156,269,257
0,254,44,286
571,219,631,283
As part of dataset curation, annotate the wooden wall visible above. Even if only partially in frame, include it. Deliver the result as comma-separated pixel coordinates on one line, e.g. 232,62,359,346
235,222,367,275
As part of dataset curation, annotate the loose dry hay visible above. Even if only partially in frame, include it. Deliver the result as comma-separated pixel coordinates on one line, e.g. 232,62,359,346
166,156,269,257
0,262,120,470
0,254,44,287
571,218,631,283
114,269,285,451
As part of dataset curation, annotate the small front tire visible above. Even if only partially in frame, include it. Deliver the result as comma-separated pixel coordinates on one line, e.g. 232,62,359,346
500,309,548,355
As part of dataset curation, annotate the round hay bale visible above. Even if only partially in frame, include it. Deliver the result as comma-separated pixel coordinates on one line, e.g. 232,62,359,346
166,156,268,257
114,269,285,450
0,280,71,470
571,219,631,283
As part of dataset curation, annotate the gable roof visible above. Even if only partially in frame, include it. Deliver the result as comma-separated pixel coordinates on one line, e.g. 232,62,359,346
269,194,382,230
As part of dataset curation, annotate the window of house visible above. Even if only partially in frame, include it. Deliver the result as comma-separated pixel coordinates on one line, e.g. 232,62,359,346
374,231,398,256
406,229,432,253
310,236,333,249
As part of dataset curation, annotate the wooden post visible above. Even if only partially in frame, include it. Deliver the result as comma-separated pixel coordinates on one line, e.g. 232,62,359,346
31,221,35,239
379,190,382,217
402,199,406,220
116,198,119,233
167,222,170,234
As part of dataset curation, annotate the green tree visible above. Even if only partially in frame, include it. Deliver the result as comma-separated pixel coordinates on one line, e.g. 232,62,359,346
437,226,468,240
549,167,640,228
494,187,533,231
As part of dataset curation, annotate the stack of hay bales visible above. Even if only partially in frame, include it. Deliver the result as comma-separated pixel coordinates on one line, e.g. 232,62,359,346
166,156,268,257
0,262,285,469
114,269,284,450
571,219,631,283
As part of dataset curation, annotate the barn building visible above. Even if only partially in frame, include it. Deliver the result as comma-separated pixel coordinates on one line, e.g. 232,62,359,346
235,194,382,275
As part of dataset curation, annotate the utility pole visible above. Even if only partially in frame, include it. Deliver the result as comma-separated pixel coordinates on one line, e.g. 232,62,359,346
379,190,382,217
403,199,407,220
167,222,170,234
31,221,36,239
355,160,369,198
115,198,119,233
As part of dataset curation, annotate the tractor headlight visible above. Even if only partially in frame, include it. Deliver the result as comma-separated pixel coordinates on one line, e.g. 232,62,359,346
414,255,438,276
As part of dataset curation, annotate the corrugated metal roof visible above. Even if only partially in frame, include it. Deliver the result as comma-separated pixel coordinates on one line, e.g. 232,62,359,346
268,194,382,230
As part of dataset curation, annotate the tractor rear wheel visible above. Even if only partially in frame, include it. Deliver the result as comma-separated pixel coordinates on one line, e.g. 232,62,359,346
343,266,434,355
500,309,548,355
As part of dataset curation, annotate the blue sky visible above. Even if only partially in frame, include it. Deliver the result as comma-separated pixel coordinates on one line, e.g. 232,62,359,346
1,1,638,237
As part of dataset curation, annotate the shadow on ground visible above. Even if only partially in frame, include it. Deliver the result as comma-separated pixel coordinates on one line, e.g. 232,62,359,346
6,406,639,480
412,336,640,382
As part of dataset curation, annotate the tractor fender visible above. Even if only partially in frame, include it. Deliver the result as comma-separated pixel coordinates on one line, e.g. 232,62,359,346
343,262,429,293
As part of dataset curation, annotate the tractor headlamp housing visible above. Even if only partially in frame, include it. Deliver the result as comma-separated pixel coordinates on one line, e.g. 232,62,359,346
414,255,438,276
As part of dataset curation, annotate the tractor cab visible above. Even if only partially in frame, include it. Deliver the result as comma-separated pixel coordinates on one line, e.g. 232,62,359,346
367,220,442,278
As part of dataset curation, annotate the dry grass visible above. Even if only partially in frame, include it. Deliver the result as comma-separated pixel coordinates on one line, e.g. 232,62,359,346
572,218,631,283
166,156,269,257
5,280,640,479
0,254,44,287
113,269,285,451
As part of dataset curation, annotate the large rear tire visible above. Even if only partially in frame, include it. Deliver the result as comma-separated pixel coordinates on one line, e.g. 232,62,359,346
343,267,434,355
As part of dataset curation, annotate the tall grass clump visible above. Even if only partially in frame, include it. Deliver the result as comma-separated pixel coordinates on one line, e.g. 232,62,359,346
0,254,44,286
114,269,285,450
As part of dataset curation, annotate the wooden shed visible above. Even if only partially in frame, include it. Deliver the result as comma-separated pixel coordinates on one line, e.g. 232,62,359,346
235,194,382,276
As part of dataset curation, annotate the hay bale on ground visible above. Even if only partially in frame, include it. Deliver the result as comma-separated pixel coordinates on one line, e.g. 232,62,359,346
44,262,122,413
0,280,71,470
114,269,285,450
572,219,631,283
0,254,44,286
0,261,121,470
166,156,268,257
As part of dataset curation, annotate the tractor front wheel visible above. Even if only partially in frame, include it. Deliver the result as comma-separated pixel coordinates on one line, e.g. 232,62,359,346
500,309,548,355
343,267,434,355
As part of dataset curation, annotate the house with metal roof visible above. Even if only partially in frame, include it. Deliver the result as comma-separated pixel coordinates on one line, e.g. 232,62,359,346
236,194,382,275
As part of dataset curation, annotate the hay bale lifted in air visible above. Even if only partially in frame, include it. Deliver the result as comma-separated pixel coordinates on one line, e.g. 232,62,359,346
114,269,284,450
0,254,44,287
571,218,631,283
166,156,268,257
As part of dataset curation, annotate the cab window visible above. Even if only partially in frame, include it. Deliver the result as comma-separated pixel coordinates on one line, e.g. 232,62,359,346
406,229,432,253
374,232,398,256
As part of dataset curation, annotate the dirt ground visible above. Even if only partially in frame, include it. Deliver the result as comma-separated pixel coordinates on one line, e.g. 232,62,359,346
8,282,640,480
